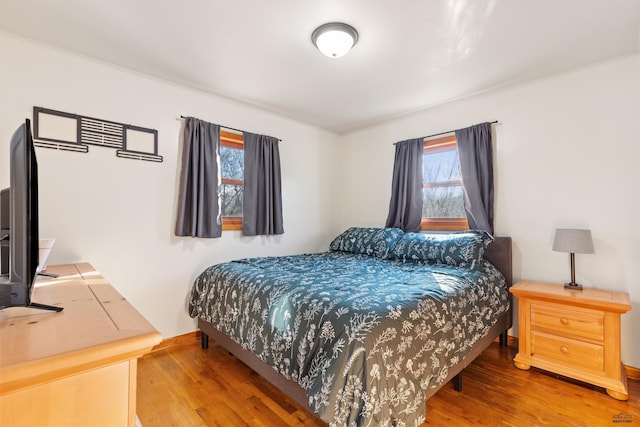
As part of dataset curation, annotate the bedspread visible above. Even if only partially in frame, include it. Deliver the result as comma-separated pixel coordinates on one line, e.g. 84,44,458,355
188,252,509,426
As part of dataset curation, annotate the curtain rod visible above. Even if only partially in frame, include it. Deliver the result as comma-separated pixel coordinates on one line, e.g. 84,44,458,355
394,120,499,144
179,115,281,141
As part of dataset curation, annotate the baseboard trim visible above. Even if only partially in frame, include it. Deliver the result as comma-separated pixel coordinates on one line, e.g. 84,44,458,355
151,331,200,352
626,364,640,380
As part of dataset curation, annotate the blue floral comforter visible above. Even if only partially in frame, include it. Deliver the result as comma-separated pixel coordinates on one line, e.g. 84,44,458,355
188,251,509,426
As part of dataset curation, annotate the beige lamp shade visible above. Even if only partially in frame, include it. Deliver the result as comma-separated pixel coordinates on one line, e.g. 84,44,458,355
552,228,594,254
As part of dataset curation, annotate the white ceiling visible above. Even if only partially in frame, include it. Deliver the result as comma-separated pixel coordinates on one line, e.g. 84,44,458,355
1,0,639,134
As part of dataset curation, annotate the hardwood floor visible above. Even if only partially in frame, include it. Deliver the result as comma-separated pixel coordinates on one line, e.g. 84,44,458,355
137,337,639,426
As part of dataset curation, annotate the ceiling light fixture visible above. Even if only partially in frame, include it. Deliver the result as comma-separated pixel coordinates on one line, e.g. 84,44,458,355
311,22,359,58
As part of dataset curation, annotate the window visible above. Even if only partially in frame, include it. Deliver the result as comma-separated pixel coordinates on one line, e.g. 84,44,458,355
421,135,469,230
220,130,244,230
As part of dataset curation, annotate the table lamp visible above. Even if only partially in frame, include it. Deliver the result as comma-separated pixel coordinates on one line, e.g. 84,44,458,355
552,228,594,291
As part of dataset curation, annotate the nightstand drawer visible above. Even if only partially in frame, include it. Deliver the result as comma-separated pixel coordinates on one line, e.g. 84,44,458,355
531,331,604,371
531,303,603,341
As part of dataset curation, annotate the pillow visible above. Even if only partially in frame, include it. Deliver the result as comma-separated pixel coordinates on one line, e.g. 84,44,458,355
330,227,404,258
389,230,493,271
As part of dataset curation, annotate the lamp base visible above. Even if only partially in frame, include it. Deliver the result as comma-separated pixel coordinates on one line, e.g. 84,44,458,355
564,282,584,291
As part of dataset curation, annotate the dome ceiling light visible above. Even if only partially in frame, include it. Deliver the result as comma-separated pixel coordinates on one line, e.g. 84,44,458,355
311,22,359,58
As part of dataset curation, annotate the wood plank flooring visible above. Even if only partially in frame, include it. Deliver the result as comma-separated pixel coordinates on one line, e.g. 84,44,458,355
137,337,639,426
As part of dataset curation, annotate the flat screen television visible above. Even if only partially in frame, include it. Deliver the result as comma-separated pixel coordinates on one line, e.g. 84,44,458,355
0,119,62,311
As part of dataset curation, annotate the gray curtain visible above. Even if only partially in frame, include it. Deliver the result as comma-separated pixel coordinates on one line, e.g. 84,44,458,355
455,122,494,233
242,132,284,236
175,117,222,238
385,138,423,232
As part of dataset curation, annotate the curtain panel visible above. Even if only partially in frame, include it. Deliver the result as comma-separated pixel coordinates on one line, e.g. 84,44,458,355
242,132,284,236
455,122,494,234
175,117,222,238
385,138,424,232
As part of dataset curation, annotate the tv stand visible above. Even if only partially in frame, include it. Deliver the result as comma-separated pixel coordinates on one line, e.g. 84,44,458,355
28,270,64,311
27,301,63,312
37,271,59,278
0,262,161,427
0,271,63,311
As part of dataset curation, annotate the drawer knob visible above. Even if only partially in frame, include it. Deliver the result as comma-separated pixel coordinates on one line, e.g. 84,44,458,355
560,346,569,354
560,317,569,325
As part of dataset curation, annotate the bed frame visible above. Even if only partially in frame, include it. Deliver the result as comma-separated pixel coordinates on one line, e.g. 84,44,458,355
198,236,512,418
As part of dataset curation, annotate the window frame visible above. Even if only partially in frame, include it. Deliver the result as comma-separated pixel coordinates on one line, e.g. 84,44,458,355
420,134,469,231
220,130,243,231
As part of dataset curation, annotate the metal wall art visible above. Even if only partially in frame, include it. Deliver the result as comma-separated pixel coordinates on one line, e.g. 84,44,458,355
32,107,162,163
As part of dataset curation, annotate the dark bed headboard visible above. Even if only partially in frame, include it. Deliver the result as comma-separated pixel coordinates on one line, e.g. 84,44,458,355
485,236,512,286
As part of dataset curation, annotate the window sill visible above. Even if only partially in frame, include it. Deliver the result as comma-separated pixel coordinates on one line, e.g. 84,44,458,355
222,217,242,231
420,218,469,231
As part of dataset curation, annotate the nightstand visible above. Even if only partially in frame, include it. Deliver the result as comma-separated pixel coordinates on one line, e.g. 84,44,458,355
510,281,631,400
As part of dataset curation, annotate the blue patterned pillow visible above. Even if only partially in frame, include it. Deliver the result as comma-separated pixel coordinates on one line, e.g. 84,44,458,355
389,230,493,271
330,227,404,258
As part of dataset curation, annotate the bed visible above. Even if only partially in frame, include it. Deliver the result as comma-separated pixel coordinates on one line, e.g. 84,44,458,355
188,228,512,426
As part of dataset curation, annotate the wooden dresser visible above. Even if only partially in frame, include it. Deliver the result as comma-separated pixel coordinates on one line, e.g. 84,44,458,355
510,280,631,400
0,263,162,426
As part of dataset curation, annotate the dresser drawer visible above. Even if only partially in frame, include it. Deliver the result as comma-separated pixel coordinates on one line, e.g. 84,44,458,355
531,331,604,372
531,303,604,341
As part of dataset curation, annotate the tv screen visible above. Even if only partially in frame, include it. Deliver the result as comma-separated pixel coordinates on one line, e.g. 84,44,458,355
0,119,61,311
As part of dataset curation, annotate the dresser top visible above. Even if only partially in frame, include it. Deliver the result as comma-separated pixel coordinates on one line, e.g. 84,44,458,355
510,280,631,313
0,263,162,395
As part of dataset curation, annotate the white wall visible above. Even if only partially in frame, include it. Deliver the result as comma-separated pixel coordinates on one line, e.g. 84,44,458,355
334,54,640,368
0,32,338,338
2,30,638,369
